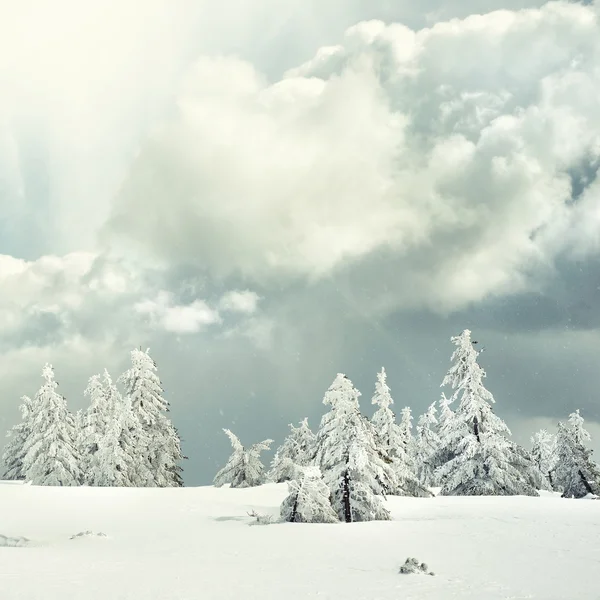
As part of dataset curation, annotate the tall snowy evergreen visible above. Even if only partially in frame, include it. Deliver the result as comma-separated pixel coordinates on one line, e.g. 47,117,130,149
370,368,430,497
213,429,273,488
269,418,316,483
554,411,600,498
22,365,81,486
531,429,558,490
436,330,538,496
316,373,396,522
83,370,139,487
79,374,109,483
2,395,35,480
119,348,184,487
415,402,441,487
280,466,338,524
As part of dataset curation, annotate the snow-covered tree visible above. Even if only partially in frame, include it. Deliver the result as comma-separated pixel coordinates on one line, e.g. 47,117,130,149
280,466,338,523
316,373,395,522
79,374,109,483
213,429,273,488
554,411,600,498
269,418,316,483
85,370,141,487
531,429,557,489
435,392,459,469
22,365,81,486
370,368,430,497
415,402,441,487
119,348,184,487
2,396,35,480
399,407,416,457
436,330,538,497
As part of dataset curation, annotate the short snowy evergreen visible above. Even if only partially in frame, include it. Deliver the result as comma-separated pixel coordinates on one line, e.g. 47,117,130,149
213,429,273,488
2,395,35,480
554,411,600,498
316,373,395,522
22,365,81,486
370,368,430,497
415,402,441,487
119,348,184,487
530,429,558,490
280,466,338,523
269,418,316,483
436,330,538,497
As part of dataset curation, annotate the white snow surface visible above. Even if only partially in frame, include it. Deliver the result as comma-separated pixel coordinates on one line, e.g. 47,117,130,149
1,481,599,599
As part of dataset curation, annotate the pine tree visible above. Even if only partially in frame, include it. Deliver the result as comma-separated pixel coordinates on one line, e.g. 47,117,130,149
554,411,600,498
531,429,557,490
89,370,139,487
79,374,109,484
2,396,35,480
415,402,441,487
436,330,538,496
213,429,273,488
269,418,316,483
370,368,430,497
119,348,184,487
316,373,394,522
22,365,81,486
280,466,338,523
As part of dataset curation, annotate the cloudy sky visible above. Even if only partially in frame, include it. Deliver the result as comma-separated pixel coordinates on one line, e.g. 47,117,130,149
1,0,600,484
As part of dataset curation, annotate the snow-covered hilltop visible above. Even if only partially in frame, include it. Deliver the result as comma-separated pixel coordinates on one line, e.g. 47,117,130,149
1,481,599,600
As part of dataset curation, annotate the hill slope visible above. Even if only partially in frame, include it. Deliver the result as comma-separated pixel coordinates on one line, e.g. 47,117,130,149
0,482,598,599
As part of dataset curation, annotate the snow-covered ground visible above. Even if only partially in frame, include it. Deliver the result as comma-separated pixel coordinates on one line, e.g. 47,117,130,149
1,482,599,600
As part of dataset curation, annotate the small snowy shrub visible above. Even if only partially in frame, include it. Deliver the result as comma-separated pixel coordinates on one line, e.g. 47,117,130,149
399,557,435,576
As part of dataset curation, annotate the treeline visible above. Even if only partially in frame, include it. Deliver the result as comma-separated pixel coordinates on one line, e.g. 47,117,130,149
2,349,184,487
213,329,600,523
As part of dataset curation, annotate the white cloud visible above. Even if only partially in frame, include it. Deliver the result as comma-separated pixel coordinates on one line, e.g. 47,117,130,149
104,2,600,313
135,291,221,334
219,290,261,314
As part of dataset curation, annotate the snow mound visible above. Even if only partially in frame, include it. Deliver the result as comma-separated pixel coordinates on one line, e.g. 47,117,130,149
69,531,108,540
0,534,29,547
399,557,435,576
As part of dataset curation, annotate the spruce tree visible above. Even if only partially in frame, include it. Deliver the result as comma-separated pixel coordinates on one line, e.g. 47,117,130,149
79,374,109,484
2,396,35,480
119,348,184,487
530,429,557,490
280,466,338,523
22,365,81,486
554,411,600,498
213,429,273,488
415,402,441,487
316,373,395,522
437,330,538,496
269,418,316,483
370,368,430,497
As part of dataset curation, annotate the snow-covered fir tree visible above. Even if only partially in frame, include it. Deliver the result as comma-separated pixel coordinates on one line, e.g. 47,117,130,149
280,466,338,524
2,395,35,480
554,411,600,498
531,429,558,490
119,348,184,487
316,373,396,522
79,373,109,483
269,418,316,483
415,402,441,487
370,368,430,497
22,365,81,486
436,330,538,496
434,392,459,470
85,370,140,487
213,429,273,488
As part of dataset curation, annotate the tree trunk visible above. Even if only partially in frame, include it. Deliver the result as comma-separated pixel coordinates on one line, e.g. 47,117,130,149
578,469,594,495
342,471,352,523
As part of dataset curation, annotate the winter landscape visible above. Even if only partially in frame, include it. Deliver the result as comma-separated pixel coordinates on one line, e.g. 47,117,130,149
3,1,600,599
2,330,600,599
